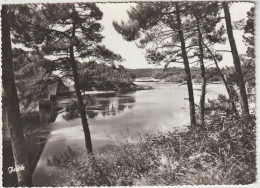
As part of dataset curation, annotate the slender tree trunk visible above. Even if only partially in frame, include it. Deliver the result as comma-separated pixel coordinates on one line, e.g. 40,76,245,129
222,2,249,115
195,16,206,125
69,21,93,153
175,3,196,127
1,5,32,186
202,41,237,112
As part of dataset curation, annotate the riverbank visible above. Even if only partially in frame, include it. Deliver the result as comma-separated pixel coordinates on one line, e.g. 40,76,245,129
47,112,256,186
44,82,255,186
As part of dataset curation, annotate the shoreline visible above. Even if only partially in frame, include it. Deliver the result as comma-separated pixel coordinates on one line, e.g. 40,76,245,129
80,84,153,96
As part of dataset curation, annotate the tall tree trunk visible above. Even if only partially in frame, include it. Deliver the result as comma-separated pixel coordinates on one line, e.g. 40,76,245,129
222,2,249,116
1,5,32,186
195,16,206,125
202,41,237,112
69,21,93,153
175,3,196,127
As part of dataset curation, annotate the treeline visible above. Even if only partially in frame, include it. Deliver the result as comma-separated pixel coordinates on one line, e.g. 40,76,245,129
128,67,224,83
127,68,160,77
153,67,245,84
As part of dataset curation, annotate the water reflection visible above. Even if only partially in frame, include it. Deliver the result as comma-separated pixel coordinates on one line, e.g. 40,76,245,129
86,93,136,119
39,100,59,124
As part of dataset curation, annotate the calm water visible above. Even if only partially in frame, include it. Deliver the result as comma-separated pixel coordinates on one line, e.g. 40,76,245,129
33,81,227,186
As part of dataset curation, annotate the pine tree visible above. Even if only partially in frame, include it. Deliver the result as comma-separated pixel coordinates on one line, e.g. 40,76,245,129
242,6,255,102
175,2,196,127
186,2,219,125
10,3,122,153
222,2,249,116
114,2,197,127
186,2,237,121
1,5,32,186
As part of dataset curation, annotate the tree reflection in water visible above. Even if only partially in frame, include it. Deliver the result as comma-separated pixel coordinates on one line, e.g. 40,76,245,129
86,93,136,119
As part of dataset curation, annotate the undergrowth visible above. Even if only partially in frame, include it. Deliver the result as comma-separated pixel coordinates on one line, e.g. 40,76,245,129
47,95,256,186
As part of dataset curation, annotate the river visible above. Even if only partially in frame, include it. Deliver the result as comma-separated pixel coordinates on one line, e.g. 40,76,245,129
32,80,227,186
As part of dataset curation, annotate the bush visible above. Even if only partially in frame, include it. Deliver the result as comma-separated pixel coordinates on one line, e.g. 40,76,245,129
47,142,160,186
210,76,220,82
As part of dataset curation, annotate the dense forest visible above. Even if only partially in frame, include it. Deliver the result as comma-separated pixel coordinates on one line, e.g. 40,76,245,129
1,1,256,187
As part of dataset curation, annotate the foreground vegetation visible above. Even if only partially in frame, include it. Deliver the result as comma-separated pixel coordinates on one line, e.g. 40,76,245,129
48,96,256,186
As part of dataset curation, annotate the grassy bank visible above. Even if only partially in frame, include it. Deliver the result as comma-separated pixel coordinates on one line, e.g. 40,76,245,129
48,107,256,186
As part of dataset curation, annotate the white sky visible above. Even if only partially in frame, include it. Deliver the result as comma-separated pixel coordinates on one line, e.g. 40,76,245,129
97,2,255,69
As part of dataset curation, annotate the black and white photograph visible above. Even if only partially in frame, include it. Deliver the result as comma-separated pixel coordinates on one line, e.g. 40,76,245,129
1,0,258,187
